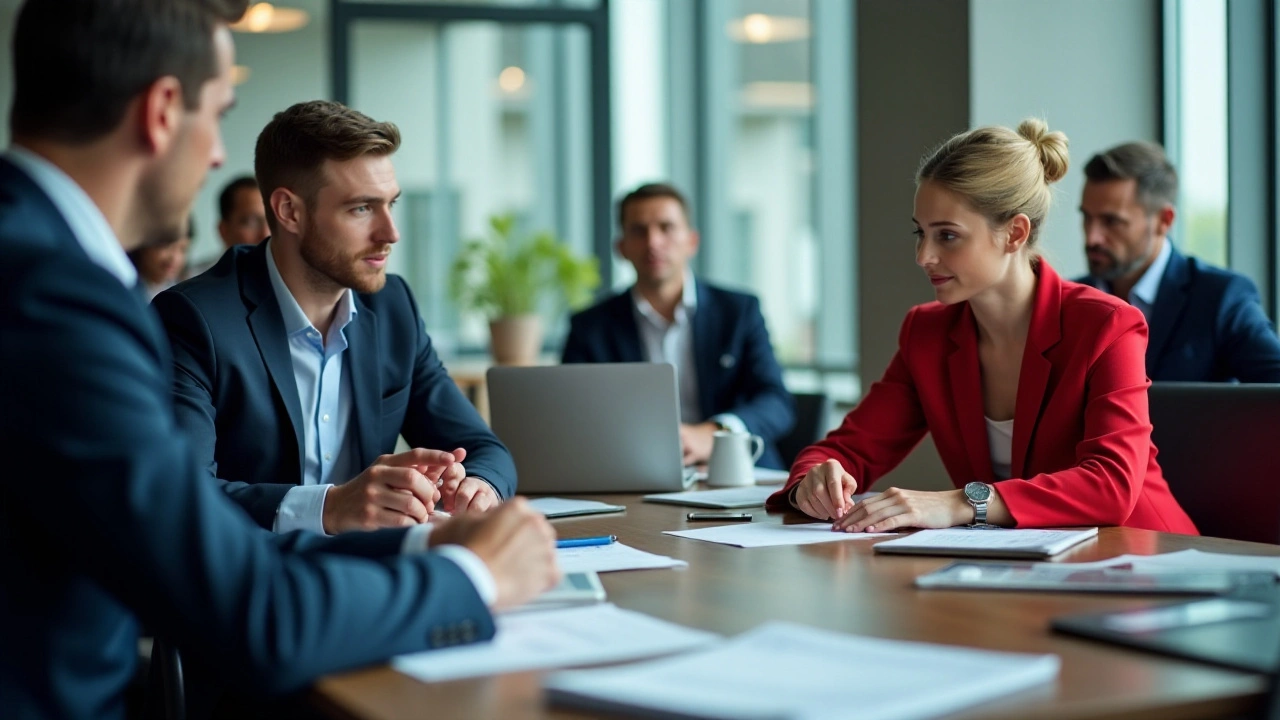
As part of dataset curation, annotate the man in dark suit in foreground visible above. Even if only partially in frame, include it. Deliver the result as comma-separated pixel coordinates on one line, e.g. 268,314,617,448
154,100,515,535
562,183,795,469
0,3,558,719
1076,141,1280,381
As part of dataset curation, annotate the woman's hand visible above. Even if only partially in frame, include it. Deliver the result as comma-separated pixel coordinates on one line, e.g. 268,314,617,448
832,487,971,532
791,460,859,520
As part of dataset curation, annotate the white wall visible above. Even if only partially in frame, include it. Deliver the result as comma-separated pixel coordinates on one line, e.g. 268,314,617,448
970,0,1161,280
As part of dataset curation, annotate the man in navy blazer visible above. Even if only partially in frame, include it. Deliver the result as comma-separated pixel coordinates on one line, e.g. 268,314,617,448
0,4,557,719
154,101,516,535
562,183,795,469
1076,142,1280,382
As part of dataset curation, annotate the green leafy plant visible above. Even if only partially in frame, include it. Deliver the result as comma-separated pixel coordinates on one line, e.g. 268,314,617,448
449,213,601,319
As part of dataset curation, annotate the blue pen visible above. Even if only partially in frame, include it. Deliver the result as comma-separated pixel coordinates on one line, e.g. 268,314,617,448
556,535,618,549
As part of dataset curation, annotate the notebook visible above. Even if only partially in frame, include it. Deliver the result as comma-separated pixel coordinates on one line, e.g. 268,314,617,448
874,527,1099,559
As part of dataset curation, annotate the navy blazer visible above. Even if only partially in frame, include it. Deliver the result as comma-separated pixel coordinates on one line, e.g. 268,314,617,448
561,282,795,468
1077,244,1280,382
0,158,492,720
152,243,516,529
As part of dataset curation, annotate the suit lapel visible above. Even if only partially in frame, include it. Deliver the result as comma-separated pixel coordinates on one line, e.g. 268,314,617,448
692,283,717,419
610,293,645,362
1146,245,1189,370
242,243,307,477
1011,262,1064,479
345,296,381,465
947,307,994,481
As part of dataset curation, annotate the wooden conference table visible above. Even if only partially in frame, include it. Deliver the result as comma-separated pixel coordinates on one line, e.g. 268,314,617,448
311,493,1280,720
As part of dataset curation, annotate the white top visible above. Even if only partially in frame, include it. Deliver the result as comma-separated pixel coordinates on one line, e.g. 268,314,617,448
985,416,1014,480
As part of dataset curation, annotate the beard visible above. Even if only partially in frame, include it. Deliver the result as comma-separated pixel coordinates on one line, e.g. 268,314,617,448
136,158,196,252
298,224,390,295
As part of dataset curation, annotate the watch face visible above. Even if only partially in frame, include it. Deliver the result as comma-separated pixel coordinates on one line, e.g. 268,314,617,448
965,482,992,502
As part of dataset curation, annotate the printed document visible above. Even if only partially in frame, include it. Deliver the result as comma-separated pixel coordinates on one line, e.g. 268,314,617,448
393,604,716,683
546,621,1060,720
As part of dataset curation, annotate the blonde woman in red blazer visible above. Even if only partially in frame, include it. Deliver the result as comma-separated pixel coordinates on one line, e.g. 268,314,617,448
768,120,1197,535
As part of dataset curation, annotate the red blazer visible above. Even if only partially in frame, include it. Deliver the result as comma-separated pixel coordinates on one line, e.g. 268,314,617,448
768,262,1197,534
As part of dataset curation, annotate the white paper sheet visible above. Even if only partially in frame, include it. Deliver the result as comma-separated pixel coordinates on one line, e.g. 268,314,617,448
556,542,688,573
644,485,776,508
1118,549,1280,578
526,497,626,518
392,604,716,683
546,621,1060,720
665,522,896,548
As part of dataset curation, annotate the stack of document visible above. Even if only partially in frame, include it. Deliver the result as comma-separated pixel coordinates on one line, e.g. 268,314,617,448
874,527,1099,559
691,467,791,484
393,604,716,683
666,522,895,548
546,621,1060,720
915,561,1270,594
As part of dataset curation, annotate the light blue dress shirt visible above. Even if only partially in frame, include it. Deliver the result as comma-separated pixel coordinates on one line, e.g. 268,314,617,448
1096,239,1173,321
5,147,136,288
631,273,746,434
265,248,362,534
3,146,493,599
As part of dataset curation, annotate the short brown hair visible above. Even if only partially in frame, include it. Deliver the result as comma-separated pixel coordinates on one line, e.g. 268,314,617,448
617,183,693,230
11,0,249,142
254,100,402,233
1084,142,1178,215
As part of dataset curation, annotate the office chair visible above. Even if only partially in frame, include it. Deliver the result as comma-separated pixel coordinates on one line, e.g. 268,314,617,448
142,636,185,720
1147,382,1280,544
777,392,831,468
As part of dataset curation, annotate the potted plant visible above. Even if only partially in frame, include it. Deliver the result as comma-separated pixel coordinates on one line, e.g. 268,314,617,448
449,213,601,366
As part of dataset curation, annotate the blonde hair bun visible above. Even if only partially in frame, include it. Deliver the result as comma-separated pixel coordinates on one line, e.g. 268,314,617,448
1017,118,1069,185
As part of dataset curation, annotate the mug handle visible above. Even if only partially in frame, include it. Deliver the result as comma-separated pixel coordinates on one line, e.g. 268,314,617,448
750,435,765,463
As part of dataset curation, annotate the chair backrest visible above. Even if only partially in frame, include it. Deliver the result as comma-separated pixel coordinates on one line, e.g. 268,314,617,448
1147,382,1280,544
777,392,831,468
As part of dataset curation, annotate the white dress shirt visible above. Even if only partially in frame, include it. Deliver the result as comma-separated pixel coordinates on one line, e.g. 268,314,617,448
984,416,1014,481
1095,239,1173,321
630,274,745,433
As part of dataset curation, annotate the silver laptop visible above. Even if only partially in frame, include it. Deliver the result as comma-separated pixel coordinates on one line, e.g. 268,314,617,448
487,363,696,494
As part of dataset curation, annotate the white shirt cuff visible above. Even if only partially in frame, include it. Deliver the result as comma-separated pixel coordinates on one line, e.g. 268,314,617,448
710,413,748,435
399,522,436,553
434,545,498,606
273,484,332,535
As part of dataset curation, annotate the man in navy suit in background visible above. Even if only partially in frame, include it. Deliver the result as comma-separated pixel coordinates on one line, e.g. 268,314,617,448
562,183,795,469
154,100,516,535
1076,141,1280,382
0,2,557,718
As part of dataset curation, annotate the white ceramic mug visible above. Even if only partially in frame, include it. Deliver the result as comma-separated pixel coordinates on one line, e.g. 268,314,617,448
706,430,765,487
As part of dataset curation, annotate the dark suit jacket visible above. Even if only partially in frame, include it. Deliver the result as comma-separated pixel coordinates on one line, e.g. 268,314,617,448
1076,245,1280,382
152,243,517,529
561,282,795,468
0,157,492,720
770,262,1196,533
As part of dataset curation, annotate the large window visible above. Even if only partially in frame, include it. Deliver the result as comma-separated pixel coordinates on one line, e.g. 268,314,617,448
1166,0,1228,267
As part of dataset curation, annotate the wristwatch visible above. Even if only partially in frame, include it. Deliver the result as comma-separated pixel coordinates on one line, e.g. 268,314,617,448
964,482,993,526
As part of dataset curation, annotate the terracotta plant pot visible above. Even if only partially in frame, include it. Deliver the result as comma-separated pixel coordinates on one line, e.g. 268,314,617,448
488,314,543,366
